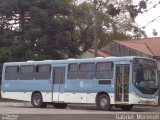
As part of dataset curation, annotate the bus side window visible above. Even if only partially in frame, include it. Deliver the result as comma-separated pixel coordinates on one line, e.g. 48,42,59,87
5,66,19,80
67,63,78,79
35,64,51,80
79,63,95,79
96,62,113,79
19,65,34,80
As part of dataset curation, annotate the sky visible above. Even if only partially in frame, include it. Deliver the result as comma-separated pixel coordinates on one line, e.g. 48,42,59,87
134,0,160,37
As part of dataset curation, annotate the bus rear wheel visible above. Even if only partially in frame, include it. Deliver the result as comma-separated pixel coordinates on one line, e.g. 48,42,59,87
97,94,111,111
31,92,47,108
53,103,67,109
120,105,133,111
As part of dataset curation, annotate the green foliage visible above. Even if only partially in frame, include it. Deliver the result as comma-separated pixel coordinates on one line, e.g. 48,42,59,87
0,0,79,60
72,1,134,51
0,47,12,63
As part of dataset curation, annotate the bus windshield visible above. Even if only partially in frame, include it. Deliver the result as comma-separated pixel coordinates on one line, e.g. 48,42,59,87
133,58,158,94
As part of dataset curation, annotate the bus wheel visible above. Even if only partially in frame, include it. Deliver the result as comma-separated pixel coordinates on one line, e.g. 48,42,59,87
120,105,133,111
31,92,47,108
53,103,67,109
97,94,111,111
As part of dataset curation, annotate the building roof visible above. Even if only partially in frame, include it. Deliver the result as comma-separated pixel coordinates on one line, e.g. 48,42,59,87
114,37,160,57
88,49,111,57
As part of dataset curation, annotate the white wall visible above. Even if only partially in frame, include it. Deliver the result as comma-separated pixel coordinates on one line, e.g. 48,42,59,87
78,51,95,58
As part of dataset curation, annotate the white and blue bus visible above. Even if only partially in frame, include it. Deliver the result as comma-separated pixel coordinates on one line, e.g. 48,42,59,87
1,56,159,110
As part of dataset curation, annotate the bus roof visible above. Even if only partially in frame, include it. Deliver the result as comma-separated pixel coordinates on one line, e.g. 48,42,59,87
3,56,155,66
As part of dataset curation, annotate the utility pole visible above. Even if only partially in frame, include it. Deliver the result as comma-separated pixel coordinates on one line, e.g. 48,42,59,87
93,0,98,57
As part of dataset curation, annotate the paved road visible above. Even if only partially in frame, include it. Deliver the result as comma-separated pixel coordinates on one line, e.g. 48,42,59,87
0,102,160,120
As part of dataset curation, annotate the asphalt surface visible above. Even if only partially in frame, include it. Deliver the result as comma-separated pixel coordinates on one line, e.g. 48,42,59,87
0,102,160,120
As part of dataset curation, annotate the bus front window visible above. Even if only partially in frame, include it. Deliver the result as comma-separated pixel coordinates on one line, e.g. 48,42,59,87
133,59,158,94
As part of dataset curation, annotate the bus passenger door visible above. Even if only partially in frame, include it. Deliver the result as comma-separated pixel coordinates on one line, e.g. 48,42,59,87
115,65,129,103
52,67,65,102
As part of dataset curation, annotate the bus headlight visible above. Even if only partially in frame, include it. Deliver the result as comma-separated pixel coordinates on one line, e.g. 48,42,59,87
132,92,139,98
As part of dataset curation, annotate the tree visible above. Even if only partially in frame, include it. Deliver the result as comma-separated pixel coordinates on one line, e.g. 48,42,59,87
0,0,81,60
72,0,149,51
72,0,132,51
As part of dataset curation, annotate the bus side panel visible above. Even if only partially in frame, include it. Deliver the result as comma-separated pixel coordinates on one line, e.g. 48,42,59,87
1,92,32,101
64,93,88,103
61,92,115,104
63,79,115,104
1,79,52,102
1,92,52,102
40,92,52,102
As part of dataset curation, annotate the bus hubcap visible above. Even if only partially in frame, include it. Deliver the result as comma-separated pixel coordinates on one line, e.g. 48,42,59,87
34,96,40,106
100,98,108,108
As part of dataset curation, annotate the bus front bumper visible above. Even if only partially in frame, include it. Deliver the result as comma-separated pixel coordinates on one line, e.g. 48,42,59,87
130,93,159,105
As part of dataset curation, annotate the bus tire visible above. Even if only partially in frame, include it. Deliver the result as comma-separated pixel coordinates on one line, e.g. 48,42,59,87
120,105,133,111
53,103,67,109
97,94,111,111
31,92,47,108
